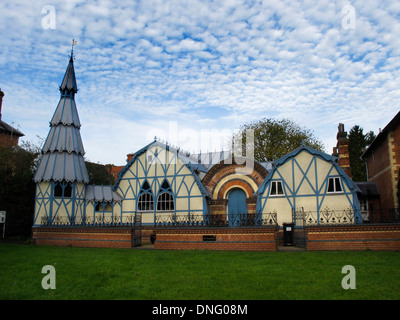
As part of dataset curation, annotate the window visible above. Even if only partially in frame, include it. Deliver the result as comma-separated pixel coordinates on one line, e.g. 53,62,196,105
157,179,174,211
53,181,72,198
138,181,154,211
157,192,174,211
270,181,284,196
327,177,342,193
95,203,112,212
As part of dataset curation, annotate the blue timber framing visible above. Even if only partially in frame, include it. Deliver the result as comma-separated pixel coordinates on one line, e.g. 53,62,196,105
113,140,209,225
256,145,362,224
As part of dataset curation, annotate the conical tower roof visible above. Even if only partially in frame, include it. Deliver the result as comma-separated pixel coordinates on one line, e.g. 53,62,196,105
34,52,89,183
60,56,78,92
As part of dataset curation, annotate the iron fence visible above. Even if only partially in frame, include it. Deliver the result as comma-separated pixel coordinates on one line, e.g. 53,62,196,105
294,207,362,226
154,212,277,227
40,215,137,227
39,212,278,228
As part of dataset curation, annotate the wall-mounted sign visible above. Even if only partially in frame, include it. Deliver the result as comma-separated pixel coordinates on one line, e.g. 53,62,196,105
0,211,5,223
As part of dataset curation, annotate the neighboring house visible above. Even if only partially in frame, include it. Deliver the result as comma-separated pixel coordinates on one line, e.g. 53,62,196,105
361,111,400,222
256,144,362,226
0,89,24,147
354,181,380,222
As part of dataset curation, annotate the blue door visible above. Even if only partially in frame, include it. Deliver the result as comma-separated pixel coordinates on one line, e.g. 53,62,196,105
227,188,247,226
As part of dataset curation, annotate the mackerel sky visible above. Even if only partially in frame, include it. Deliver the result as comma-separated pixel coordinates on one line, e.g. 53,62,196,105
1,0,399,165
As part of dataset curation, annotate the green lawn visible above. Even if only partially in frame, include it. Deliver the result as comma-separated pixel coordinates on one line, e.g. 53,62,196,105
0,243,399,300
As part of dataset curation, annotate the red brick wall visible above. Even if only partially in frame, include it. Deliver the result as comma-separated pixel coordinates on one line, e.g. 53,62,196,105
154,227,278,251
306,224,400,251
202,161,268,216
32,227,133,249
365,135,391,179
364,124,400,212
0,132,20,148
32,224,400,251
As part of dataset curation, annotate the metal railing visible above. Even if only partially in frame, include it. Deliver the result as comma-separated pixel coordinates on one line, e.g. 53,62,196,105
294,207,362,226
40,215,137,227
154,212,277,227
39,212,278,228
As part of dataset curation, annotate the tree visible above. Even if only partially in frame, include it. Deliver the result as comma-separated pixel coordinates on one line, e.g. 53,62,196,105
348,125,375,181
85,161,116,185
0,141,40,238
232,118,324,162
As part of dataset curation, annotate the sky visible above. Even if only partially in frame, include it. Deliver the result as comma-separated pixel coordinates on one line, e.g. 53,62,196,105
1,0,399,165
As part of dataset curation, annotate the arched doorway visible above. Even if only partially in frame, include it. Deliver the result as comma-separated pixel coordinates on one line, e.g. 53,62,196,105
227,188,247,226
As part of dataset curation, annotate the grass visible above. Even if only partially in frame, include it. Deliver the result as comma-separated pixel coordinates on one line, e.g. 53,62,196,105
0,243,399,300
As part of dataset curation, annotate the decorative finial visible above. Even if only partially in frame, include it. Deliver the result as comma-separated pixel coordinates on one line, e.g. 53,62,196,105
71,39,77,58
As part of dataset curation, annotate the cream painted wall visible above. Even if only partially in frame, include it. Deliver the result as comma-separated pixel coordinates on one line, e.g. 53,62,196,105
259,150,357,225
115,144,206,224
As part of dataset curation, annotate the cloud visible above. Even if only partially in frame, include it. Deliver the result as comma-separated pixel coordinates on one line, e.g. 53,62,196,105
1,0,400,165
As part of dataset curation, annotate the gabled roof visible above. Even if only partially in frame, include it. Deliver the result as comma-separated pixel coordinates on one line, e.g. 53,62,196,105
113,140,209,197
255,144,359,196
0,120,24,137
362,110,400,159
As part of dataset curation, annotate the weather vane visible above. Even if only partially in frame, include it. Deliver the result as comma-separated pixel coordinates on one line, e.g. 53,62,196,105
71,38,77,58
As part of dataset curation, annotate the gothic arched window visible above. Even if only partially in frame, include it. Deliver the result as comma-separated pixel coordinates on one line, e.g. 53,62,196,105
157,180,174,211
54,181,72,198
137,180,154,211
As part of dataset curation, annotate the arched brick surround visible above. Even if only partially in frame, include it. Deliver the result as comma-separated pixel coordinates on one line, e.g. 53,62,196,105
202,159,268,215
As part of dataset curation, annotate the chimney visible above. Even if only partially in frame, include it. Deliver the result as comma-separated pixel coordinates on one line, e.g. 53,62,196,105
0,88,4,121
335,123,352,178
127,153,134,163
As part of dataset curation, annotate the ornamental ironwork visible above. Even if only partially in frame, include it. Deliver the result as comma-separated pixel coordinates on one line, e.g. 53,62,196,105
296,207,362,225
154,212,277,227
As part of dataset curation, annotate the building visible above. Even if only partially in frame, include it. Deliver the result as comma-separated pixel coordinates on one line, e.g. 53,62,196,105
31,54,400,251
361,111,400,222
0,89,24,147
33,52,91,227
256,144,362,226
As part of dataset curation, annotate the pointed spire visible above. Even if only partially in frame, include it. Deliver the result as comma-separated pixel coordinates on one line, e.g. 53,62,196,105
34,48,89,184
60,41,78,94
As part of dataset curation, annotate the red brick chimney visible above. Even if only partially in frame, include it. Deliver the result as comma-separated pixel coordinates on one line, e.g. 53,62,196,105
335,123,352,178
127,153,134,162
0,88,4,121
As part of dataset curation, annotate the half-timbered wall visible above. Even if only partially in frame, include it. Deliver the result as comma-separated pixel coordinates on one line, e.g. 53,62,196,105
257,148,361,225
114,144,207,225
33,181,86,226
